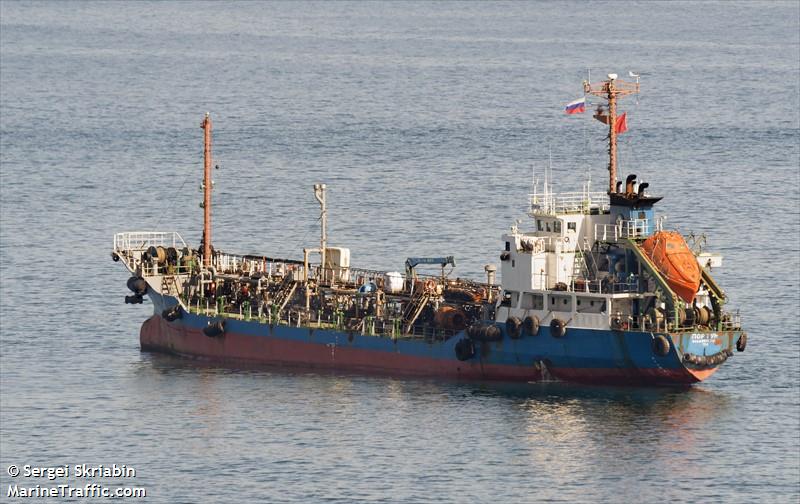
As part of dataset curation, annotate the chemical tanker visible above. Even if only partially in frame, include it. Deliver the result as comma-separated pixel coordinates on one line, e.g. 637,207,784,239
113,76,747,385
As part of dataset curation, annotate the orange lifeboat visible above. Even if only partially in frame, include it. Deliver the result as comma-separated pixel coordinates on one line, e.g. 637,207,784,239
641,231,701,303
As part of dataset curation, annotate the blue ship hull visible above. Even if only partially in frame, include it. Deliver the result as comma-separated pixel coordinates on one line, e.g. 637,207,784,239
141,292,740,386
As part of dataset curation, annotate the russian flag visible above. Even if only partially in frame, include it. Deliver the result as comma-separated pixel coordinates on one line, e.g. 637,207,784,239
565,97,586,115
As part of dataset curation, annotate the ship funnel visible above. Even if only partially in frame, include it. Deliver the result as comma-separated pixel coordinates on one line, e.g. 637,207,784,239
625,174,637,196
637,182,649,198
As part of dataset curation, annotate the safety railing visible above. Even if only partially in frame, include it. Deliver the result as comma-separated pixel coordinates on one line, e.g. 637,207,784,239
594,219,660,242
182,295,458,341
530,191,610,215
113,231,187,253
570,276,640,294
719,311,742,331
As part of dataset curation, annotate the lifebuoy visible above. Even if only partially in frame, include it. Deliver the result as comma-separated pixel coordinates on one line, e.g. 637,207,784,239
506,316,522,339
523,315,540,336
653,334,670,356
550,318,567,338
564,236,570,243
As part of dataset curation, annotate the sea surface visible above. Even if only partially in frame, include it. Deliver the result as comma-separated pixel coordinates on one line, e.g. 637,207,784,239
1,1,799,502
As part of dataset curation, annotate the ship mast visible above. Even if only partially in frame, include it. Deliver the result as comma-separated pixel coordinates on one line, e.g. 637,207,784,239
201,113,213,267
584,75,639,194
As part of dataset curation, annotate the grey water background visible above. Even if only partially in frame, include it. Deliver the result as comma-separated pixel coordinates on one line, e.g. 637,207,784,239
1,1,798,502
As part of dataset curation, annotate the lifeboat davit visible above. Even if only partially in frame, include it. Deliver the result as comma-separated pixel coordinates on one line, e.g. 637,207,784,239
641,231,701,303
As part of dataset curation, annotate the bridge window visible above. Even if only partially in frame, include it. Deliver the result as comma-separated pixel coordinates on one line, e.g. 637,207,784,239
567,222,576,231
548,294,573,312
554,221,562,233
501,290,518,307
505,241,510,251
577,297,607,313
537,220,543,231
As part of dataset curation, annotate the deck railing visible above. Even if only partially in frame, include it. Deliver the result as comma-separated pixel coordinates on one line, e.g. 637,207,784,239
113,231,187,253
530,191,610,215
594,218,661,242
182,295,457,341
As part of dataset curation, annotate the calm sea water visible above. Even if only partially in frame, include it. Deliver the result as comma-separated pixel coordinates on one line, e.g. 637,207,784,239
1,1,799,502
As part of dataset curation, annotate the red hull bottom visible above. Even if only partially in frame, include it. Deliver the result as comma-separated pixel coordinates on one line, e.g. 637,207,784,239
140,316,713,386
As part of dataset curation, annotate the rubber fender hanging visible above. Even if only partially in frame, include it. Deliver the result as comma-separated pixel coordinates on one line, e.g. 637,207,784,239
466,324,502,342
111,252,120,262
550,318,566,338
483,325,502,342
126,276,147,296
203,320,226,338
652,335,671,356
523,315,540,336
506,316,522,339
454,338,475,361
162,306,182,322
736,333,747,352
124,294,143,304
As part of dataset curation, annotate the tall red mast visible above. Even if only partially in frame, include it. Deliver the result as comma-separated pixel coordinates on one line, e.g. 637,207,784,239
584,75,639,194
201,113,212,267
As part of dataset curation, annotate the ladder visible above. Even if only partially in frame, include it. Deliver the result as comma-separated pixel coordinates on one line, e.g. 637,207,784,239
273,277,299,316
572,250,587,279
625,238,680,327
403,291,431,335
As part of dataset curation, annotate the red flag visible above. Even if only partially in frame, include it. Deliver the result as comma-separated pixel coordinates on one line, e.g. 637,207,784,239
615,112,628,134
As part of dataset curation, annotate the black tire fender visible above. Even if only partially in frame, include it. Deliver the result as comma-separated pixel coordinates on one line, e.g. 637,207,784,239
506,316,522,339
523,315,540,336
550,318,566,338
203,320,226,338
736,333,747,352
454,338,475,361
653,334,671,356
